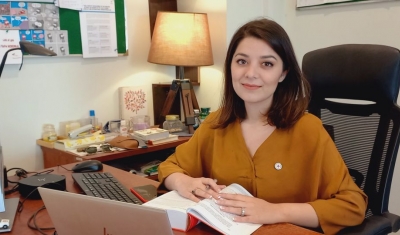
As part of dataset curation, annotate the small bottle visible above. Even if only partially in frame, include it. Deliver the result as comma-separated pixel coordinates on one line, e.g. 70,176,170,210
42,124,57,142
200,107,211,123
163,115,183,133
120,119,128,136
89,110,96,132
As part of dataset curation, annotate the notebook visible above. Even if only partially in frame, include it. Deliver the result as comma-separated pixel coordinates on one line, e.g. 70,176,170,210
38,187,174,235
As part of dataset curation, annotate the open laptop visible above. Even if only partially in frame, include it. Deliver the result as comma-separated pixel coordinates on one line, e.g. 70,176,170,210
38,187,174,235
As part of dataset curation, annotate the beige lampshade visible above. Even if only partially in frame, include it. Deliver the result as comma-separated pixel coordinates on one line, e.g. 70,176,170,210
148,11,214,67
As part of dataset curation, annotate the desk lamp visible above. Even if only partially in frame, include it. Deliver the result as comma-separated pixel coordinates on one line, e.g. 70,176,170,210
147,11,213,134
0,41,57,77
0,41,56,231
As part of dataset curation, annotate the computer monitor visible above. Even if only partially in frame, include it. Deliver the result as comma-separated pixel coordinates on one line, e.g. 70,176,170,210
0,143,20,232
0,145,5,212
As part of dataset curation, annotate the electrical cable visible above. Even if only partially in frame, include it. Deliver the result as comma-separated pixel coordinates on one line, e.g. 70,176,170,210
18,182,65,213
57,165,72,171
6,167,37,183
5,167,64,233
4,183,19,195
33,169,54,175
27,205,54,235
21,183,69,234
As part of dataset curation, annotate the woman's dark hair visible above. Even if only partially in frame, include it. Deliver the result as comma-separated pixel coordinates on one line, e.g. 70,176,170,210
212,18,310,129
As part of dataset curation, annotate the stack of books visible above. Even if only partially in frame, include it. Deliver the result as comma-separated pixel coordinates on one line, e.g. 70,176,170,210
129,160,162,177
132,128,178,145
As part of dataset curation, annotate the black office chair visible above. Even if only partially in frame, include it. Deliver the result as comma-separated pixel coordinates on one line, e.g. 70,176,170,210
302,44,400,235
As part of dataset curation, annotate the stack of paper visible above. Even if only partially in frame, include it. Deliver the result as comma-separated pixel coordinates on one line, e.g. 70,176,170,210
146,134,179,145
133,128,169,141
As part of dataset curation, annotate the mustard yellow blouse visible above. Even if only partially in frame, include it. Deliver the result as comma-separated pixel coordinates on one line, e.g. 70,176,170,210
158,112,367,234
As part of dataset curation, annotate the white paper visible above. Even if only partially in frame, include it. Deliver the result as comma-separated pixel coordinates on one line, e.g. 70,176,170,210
82,0,115,12
297,0,353,7
79,12,118,58
10,0,54,2
0,30,22,65
58,0,82,11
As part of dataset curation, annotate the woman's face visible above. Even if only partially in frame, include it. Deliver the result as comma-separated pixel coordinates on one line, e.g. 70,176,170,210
231,36,287,110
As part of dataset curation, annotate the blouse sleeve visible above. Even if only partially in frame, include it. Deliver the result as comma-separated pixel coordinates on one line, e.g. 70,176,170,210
157,114,215,185
308,124,368,234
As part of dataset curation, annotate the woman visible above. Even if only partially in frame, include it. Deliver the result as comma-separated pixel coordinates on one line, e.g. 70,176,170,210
158,18,367,234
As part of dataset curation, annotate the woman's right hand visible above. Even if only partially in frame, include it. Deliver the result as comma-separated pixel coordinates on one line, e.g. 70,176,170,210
164,172,225,202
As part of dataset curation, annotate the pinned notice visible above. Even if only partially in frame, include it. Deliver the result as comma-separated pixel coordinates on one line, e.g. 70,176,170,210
0,30,22,64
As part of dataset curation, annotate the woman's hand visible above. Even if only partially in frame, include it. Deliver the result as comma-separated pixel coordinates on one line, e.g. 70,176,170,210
164,172,225,202
215,193,319,228
215,193,281,224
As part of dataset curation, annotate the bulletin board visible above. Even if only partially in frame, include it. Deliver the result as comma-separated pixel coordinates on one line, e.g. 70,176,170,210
0,0,127,55
59,0,127,55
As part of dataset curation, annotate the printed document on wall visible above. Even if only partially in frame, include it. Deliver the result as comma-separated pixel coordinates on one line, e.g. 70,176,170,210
57,0,82,10
0,30,22,65
79,12,118,58
57,0,115,11
82,0,115,12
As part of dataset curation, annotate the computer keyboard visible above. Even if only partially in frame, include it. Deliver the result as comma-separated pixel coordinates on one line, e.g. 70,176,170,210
72,172,143,205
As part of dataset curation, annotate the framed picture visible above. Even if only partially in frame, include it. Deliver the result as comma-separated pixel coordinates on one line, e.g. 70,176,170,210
296,0,399,9
118,86,149,122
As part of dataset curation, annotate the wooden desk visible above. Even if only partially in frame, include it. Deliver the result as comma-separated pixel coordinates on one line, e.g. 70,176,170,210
39,137,190,168
5,163,321,235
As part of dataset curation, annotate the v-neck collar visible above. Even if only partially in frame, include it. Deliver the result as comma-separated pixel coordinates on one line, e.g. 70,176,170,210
233,119,279,159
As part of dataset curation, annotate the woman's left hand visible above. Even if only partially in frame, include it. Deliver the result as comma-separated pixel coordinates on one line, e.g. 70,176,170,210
215,193,281,224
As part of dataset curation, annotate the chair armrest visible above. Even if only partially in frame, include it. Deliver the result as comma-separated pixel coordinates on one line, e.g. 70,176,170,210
382,212,400,232
338,215,392,235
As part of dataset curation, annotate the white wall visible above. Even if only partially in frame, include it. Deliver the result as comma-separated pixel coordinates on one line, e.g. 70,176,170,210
0,1,174,170
0,1,227,171
226,0,265,45
177,0,226,113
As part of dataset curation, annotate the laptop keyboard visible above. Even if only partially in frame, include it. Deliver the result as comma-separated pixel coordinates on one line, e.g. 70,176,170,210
72,172,143,205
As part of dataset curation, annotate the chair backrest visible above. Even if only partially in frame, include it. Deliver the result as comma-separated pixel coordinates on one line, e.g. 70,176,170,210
302,44,400,217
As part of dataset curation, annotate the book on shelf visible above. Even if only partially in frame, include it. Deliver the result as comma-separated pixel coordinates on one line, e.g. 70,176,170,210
140,160,161,173
146,134,178,145
142,183,262,234
53,134,106,151
128,160,161,178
